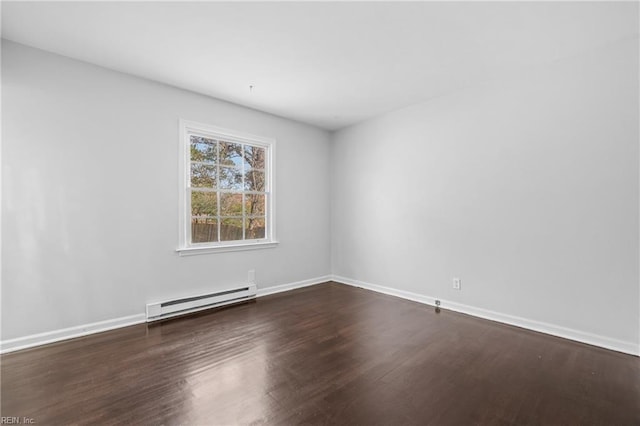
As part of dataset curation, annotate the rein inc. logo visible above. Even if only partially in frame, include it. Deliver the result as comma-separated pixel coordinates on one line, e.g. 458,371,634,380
0,418,35,424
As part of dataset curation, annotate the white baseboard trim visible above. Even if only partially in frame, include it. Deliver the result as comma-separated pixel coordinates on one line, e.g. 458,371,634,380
332,275,639,357
333,275,438,306
4,275,635,357
256,275,332,297
0,314,146,354
0,275,333,354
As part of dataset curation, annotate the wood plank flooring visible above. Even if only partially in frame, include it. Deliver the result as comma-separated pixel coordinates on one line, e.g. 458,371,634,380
2,282,639,425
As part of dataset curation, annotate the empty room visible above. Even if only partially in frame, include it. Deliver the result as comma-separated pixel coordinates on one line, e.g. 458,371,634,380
1,1,639,425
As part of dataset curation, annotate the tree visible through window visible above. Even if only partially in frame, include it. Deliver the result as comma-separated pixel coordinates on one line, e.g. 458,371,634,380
181,121,274,250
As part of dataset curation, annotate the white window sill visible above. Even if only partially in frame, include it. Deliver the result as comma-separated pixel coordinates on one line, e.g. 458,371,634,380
176,241,279,256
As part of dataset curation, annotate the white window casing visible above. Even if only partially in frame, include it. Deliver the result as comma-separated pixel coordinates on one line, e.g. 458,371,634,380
177,119,278,255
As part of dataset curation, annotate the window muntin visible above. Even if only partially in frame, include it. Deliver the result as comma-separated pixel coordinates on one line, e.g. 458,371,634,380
179,121,275,252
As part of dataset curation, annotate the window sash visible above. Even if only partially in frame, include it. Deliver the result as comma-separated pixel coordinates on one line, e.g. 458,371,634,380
187,189,269,244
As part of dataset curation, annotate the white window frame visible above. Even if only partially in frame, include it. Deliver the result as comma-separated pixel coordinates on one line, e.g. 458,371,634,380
177,119,278,255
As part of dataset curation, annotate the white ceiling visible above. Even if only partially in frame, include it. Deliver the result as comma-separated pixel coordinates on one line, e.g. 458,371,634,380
2,1,638,131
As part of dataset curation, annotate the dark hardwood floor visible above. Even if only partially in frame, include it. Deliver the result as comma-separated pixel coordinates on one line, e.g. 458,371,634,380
2,282,639,425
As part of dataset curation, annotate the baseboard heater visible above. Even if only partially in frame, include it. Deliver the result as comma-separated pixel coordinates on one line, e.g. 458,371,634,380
146,284,257,322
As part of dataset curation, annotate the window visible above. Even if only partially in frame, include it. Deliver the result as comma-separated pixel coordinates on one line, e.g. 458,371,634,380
177,120,277,255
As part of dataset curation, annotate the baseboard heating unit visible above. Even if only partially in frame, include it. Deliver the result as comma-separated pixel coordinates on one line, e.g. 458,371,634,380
146,284,257,322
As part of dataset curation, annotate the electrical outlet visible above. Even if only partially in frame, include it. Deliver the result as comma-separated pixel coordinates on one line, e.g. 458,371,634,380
248,269,256,284
452,277,461,290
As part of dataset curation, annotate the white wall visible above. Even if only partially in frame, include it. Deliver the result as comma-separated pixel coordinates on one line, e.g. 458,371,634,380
331,37,639,349
3,35,639,354
1,41,332,340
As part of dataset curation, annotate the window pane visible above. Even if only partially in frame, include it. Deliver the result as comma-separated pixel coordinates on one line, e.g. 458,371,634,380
245,194,265,216
244,169,265,191
191,191,217,216
244,145,265,170
191,217,218,243
219,141,243,167
221,218,243,241
190,136,216,163
219,166,243,190
220,193,243,217
191,164,216,188
245,217,266,239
